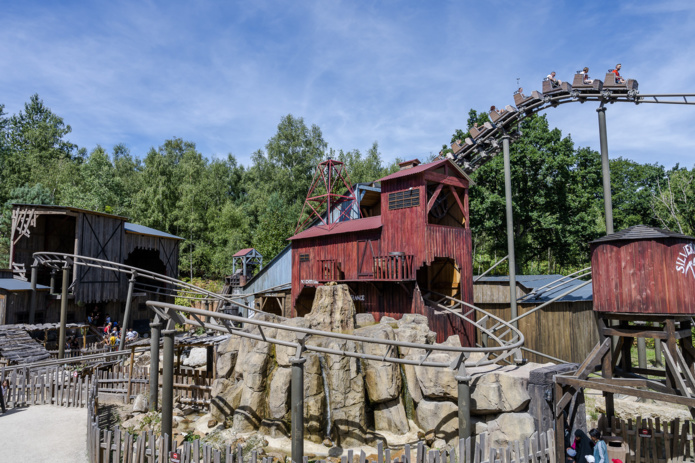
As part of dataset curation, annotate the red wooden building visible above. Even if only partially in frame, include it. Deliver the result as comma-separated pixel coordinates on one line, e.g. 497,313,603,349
289,159,475,344
590,225,695,314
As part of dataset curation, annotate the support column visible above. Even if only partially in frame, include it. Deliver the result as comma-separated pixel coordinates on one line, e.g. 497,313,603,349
290,356,306,463
119,272,137,350
50,269,57,295
597,106,614,235
637,338,647,370
149,322,162,411
161,329,176,447
58,265,70,359
502,134,521,362
455,371,472,439
29,264,38,324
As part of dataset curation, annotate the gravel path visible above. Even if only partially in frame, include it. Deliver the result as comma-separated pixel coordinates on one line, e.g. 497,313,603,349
0,405,87,462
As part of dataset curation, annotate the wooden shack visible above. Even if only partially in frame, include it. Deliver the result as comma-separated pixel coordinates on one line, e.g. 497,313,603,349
473,275,598,364
3,204,182,328
289,159,474,344
590,225,695,314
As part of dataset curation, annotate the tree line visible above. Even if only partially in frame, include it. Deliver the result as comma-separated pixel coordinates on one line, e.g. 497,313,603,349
0,95,693,279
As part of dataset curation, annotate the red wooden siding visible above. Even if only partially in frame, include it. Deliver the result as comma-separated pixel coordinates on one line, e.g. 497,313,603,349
591,238,695,314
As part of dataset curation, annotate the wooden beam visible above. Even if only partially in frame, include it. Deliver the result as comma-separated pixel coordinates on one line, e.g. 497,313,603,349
426,184,444,213
424,172,468,188
600,325,692,340
577,338,612,380
448,185,466,222
555,376,695,408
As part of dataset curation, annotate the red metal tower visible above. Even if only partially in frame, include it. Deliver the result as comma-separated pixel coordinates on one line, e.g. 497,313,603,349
295,159,358,234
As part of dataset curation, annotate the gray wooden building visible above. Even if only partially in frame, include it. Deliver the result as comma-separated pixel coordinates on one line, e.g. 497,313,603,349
2,204,182,327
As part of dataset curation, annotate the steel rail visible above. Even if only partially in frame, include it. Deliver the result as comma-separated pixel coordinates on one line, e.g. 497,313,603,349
32,252,257,310
447,90,695,174
147,299,524,368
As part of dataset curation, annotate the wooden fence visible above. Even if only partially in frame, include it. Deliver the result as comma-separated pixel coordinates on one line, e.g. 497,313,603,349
0,364,92,408
600,415,695,463
97,365,213,405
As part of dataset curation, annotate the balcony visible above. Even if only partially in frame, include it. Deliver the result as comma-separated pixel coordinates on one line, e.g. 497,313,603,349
317,259,341,282
373,253,415,281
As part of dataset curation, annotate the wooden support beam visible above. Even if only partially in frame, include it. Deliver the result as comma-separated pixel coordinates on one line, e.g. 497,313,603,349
426,184,444,213
556,376,695,408
448,185,466,221
424,172,468,188
599,325,692,340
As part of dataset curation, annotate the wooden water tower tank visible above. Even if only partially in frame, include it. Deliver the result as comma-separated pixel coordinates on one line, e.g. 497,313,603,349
590,225,695,314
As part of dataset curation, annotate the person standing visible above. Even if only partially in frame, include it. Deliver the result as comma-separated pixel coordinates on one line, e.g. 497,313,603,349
589,429,607,463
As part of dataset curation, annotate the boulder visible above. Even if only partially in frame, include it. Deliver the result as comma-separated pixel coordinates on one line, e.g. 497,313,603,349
355,313,376,328
415,399,458,441
355,324,401,403
267,367,292,419
380,316,397,324
486,412,536,448
396,324,436,358
230,334,273,432
306,284,356,333
132,394,147,413
216,351,237,378
217,335,241,355
470,366,533,414
209,378,243,422
374,398,409,434
183,347,208,367
402,363,423,404
398,313,429,327
275,317,311,367
414,353,458,400
303,353,326,443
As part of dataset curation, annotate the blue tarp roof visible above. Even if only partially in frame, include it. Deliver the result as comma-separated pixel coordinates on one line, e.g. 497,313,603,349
124,223,183,240
0,279,50,292
474,274,593,302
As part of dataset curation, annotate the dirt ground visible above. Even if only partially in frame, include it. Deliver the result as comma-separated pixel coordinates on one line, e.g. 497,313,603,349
0,405,87,462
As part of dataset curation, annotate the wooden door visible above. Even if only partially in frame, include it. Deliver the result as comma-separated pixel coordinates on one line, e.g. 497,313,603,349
357,240,378,278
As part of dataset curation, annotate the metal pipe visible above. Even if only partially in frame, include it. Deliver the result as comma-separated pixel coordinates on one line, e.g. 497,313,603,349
502,134,521,363
29,264,38,324
456,372,472,439
58,266,70,359
161,329,175,446
119,272,137,350
474,255,508,282
290,356,306,463
597,106,614,235
149,322,162,412
49,269,57,295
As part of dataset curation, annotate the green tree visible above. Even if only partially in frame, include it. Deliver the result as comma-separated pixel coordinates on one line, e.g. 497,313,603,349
651,165,695,235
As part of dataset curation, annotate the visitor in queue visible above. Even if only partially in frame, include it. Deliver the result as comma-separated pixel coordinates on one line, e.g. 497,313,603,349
589,429,607,463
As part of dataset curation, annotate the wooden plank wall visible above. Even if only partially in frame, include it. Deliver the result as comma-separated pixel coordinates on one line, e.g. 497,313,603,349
76,214,125,303
124,233,180,279
591,238,695,315
475,302,599,364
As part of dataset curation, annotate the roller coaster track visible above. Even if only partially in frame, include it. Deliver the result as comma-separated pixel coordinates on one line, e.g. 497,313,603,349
448,90,695,174
32,252,525,371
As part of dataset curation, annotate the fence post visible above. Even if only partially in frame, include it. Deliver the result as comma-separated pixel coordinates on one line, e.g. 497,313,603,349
149,322,162,412
291,337,307,463
119,271,137,350
58,264,71,360
161,329,176,449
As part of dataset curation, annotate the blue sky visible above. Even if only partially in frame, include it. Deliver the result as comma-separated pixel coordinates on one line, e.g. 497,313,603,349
2,0,694,169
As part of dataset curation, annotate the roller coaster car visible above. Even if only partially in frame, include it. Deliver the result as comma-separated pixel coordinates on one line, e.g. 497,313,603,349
514,90,543,108
571,73,603,92
541,79,572,96
451,139,463,153
489,106,517,124
470,122,493,139
603,71,638,96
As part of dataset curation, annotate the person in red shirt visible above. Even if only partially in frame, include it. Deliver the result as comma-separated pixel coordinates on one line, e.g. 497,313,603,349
611,63,625,84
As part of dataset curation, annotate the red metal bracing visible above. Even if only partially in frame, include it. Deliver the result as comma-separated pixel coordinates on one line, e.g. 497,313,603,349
295,159,358,234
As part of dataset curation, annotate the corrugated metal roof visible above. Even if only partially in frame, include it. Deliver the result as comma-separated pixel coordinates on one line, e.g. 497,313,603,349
474,274,593,302
124,222,183,240
0,279,50,292
590,225,694,244
288,216,382,241
233,248,256,257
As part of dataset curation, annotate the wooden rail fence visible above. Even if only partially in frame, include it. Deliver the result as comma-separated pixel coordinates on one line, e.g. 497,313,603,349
0,364,92,408
97,365,213,405
600,415,695,463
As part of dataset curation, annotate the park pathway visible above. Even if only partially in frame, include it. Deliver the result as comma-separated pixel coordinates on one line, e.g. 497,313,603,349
0,405,87,462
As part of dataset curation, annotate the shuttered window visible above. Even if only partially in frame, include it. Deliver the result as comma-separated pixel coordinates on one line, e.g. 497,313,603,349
388,189,420,210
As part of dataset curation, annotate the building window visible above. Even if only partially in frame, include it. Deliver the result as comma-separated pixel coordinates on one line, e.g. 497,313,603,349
388,189,420,210
299,254,310,262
